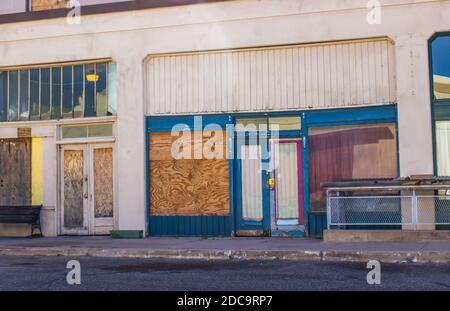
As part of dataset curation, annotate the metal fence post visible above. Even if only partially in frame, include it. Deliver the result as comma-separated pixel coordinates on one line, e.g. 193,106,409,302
412,190,418,231
326,190,331,230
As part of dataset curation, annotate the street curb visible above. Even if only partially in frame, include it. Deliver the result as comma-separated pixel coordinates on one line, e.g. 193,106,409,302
1,247,450,263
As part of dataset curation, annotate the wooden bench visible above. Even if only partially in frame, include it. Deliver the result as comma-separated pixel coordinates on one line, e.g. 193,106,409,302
0,205,43,237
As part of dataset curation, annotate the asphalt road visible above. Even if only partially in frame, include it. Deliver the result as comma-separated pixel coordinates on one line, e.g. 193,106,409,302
0,256,449,291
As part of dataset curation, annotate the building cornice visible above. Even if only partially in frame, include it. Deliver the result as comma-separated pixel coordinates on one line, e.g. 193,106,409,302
0,0,229,25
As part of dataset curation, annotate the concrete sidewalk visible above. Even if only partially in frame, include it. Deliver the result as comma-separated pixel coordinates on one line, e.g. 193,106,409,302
1,236,450,263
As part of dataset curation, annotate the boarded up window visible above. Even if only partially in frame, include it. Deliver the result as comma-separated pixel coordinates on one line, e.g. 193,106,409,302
149,131,230,216
32,0,69,11
308,124,398,212
0,138,32,205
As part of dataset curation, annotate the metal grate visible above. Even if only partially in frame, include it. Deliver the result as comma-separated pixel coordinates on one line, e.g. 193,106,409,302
327,195,450,229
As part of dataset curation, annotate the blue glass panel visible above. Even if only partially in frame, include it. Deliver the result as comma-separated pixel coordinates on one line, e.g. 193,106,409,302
29,69,40,120
62,66,73,119
107,63,117,116
73,65,84,118
96,63,107,117
84,63,95,117
8,71,19,121
51,67,61,119
0,72,7,122
40,68,51,120
432,35,450,100
19,69,29,121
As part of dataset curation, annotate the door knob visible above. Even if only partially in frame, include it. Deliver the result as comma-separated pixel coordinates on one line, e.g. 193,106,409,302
267,178,275,190
84,193,88,199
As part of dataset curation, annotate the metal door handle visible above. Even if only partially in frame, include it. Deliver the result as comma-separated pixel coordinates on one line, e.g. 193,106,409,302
84,193,88,199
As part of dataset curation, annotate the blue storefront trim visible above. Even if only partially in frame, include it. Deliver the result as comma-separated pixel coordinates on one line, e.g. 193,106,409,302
149,216,232,237
146,104,398,237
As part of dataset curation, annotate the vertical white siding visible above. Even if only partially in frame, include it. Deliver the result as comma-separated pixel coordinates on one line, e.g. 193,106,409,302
146,38,396,115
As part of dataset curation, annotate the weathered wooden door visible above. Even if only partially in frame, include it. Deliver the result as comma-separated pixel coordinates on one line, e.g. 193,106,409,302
61,145,89,235
0,138,31,206
89,144,114,235
60,143,114,235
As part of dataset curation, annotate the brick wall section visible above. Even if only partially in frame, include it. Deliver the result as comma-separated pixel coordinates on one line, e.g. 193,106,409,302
32,0,69,11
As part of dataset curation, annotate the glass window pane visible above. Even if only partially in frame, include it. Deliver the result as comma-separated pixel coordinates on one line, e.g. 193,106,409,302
62,126,88,139
107,63,117,116
8,70,19,121
0,72,7,122
29,69,40,120
40,68,51,120
236,118,268,132
96,63,107,117
85,64,96,117
436,121,450,177
73,65,84,118
62,66,73,119
88,124,113,137
240,145,263,221
19,70,29,121
308,123,398,212
269,116,301,131
51,67,61,119
432,35,450,100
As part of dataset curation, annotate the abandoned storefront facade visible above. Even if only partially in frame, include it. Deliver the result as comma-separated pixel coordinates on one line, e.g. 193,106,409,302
0,0,449,237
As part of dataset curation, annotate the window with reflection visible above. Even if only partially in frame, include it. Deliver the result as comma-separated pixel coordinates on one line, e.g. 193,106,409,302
0,61,117,122
430,34,450,177
308,123,398,212
431,35,450,100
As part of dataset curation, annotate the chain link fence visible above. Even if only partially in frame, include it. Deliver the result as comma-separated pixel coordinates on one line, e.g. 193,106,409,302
327,195,450,229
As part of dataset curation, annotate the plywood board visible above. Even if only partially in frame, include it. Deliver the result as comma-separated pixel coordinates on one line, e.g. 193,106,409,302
63,149,84,227
150,159,230,216
0,138,32,206
32,0,69,11
94,148,113,218
149,131,228,161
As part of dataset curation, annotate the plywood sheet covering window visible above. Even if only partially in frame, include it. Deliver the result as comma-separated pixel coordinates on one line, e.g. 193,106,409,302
149,131,230,216
308,123,398,212
63,150,84,227
32,0,69,11
94,148,114,218
0,138,32,205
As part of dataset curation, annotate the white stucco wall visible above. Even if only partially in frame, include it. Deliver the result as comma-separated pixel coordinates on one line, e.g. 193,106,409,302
0,0,449,234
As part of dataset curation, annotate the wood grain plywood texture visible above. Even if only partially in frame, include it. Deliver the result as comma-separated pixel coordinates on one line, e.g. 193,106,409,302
94,148,114,218
0,138,32,206
150,131,227,161
149,131,230,216
32,0,69,11
63,150,84,227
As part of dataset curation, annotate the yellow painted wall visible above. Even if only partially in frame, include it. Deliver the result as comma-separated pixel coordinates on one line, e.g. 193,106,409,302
32,137,44,206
